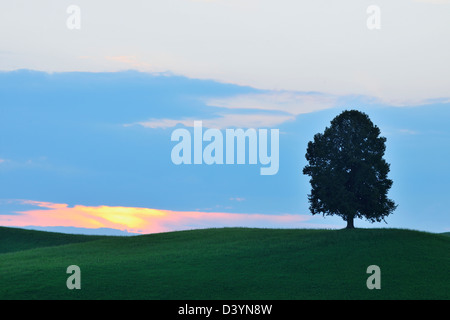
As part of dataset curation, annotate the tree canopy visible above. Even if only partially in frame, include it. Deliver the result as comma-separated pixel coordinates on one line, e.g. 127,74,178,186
303,110,397,228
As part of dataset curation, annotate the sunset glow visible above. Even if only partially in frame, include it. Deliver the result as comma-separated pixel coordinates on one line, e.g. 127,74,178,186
0,200,324,234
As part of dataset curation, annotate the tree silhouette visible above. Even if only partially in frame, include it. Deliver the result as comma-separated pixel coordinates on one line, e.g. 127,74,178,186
303,110,397,228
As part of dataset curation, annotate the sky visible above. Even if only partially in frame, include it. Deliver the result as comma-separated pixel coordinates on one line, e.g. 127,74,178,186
0,1,449,234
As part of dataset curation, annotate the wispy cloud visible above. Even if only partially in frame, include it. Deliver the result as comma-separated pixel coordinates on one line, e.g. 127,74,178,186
0,200,334,234
126,91,336,130
126,113,295,129
375,97,450,108
206,92,337,116
125,118,192,129
398,129,419,135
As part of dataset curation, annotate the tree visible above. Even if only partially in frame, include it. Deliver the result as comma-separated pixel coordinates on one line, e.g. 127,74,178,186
302,110,397,229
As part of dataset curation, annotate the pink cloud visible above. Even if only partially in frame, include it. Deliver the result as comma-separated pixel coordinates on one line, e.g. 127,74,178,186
0,200,335,234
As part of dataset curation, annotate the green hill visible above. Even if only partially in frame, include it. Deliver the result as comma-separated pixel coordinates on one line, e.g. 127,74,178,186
0,226,108,254
0,227,449,300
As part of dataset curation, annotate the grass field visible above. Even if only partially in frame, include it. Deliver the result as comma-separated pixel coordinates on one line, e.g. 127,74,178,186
0,226,449,300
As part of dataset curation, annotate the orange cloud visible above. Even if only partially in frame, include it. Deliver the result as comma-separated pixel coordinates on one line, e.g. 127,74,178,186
0,200,333,234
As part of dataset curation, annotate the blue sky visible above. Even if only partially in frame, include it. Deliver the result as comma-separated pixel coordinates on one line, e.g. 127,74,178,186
0,1,449,233
0,70,449,233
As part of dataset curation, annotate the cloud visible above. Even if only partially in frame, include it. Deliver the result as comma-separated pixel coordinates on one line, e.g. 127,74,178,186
126,91,336,130
398,129,419,135
412,0,450,3
1,1,450,104
0,200,332,234
105,56,152,69
126,113,295,129
206,92,338,116
373,96,450,108
230,197,245,202
125,118,192,129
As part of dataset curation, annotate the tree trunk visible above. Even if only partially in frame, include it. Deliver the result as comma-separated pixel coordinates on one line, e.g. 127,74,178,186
346,217,355,229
